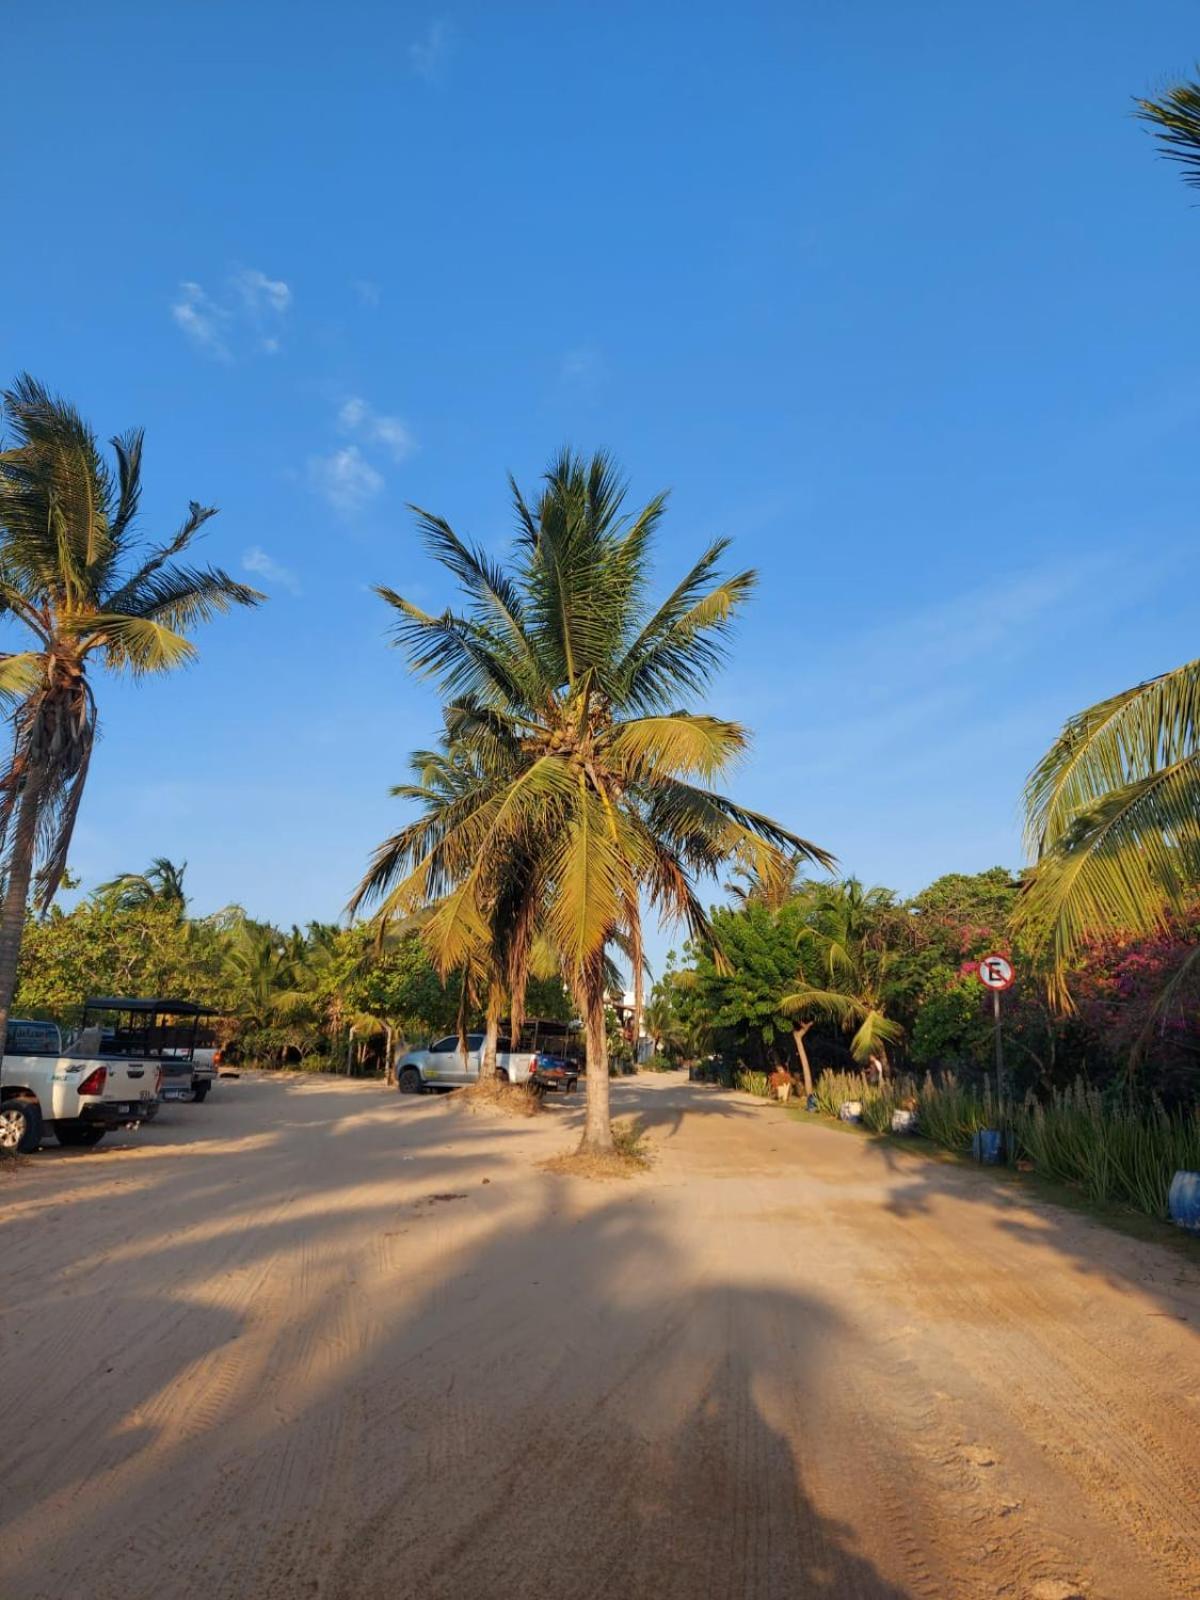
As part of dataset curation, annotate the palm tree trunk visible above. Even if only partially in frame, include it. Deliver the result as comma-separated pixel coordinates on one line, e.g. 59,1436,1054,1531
579,957,612,1152
0,770,42,1053
481,979,502,1079
791,1023,814,1098
384,1025,395,1087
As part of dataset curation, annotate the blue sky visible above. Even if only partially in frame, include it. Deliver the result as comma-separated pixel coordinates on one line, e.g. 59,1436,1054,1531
3,3,1198,972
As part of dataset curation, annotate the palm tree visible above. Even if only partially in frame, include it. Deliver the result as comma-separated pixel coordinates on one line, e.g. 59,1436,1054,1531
1015,669,1200,994
780,880,904,1084
1013,85,1200,990
351,450,831,1150
95,855,188,912
0,376,262,1047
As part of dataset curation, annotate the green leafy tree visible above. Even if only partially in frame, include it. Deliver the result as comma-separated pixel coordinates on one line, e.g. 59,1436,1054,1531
683,900,813,1072
0,376,261,1049
910,973,992,1068
351,450,828,1150
12,900,234,1025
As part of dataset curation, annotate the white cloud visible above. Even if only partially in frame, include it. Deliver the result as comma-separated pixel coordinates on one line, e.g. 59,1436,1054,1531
234,268,292,315
352,278,381,308
170,266,291,359
338,394,416,462
409,18,453,81
309,446,384,514
171,282,232,360
242,546,301,595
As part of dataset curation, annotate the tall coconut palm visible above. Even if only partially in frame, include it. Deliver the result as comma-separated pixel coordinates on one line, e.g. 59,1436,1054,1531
1014,86,1200,992
351,450,831,1151
0,376,262,1047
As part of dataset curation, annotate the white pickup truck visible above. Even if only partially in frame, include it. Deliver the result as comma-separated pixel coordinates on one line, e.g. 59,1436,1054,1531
0,1016,162,1153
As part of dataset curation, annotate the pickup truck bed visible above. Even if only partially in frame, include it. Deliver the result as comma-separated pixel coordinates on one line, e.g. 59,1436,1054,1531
1,1047,161,1152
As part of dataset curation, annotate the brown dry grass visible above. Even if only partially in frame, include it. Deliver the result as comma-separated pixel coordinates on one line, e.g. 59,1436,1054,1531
457,1077,544,1118
543,1117,653,1179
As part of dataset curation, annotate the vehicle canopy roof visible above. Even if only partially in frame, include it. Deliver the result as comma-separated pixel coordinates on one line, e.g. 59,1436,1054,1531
83,997,215,1017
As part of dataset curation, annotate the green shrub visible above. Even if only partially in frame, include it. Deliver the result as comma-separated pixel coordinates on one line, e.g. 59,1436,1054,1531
734,1069,772,1098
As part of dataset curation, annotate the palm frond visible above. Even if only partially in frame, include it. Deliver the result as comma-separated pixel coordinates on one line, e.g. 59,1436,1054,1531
605,713,747,782
102,500,221,613
73,613,197,674
1023,659,1200,855
1014,754,1200,986
1136,75,1200,189
0,652,44,702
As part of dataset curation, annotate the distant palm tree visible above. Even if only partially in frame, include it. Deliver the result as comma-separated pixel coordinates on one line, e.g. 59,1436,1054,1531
351,450,831,1150
781,880,904,1082
1013,80,1200,990
95,855,189,912
0,375,262,1048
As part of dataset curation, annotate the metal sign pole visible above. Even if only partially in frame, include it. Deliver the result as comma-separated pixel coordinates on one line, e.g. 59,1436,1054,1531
992,987,1004,1104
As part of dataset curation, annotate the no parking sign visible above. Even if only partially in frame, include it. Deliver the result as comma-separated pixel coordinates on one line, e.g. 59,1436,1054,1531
975,954,1013,1100
977,954,1014,992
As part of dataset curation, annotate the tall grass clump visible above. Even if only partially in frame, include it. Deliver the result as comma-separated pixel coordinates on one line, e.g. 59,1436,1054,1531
915,1072,994,1152
812,1071,870,1119
799,1065,1200,1223
1011,1081,1200,1216
734,1069,772,1099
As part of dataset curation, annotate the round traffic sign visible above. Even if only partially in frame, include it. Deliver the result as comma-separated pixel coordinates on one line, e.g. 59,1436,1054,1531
977,953,1014,991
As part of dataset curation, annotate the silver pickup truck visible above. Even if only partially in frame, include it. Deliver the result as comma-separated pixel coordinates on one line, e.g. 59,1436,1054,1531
396,1032,539,1093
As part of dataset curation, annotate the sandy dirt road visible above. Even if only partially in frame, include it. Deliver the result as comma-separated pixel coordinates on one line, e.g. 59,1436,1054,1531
1,1071,1198,1600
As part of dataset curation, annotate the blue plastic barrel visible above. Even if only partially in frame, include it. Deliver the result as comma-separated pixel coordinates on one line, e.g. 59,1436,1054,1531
1168,1171,1200,1231
972,1129,1003,1164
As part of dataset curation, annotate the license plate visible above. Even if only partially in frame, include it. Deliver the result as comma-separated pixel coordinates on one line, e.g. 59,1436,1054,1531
115,1103,131,1114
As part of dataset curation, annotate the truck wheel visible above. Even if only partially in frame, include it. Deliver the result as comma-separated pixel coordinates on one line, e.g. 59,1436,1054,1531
54,1121,107,1148
398,1067,422,1095
495,1067,510,1084
192,1081,211,1103
1,1098,42,1154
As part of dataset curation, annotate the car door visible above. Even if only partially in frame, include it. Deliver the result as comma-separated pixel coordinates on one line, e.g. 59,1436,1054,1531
423,1036,460,1086
460,1033,486,1082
